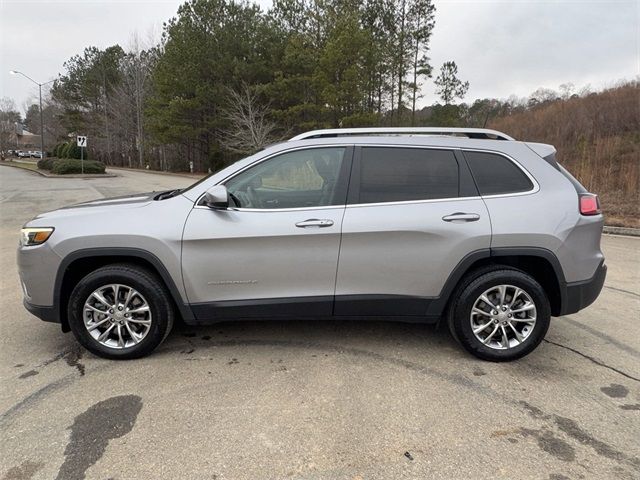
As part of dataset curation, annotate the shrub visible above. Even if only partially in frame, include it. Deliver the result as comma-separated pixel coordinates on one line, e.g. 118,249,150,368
53,142,67,157
60,143,71,159
63,141,88,160
37,158,56,170
51,159,105,175
67,142,80,159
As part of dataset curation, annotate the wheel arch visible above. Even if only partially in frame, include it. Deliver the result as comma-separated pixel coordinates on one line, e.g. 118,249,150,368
55,248,194,331
428,247,566,319
489,247,565,316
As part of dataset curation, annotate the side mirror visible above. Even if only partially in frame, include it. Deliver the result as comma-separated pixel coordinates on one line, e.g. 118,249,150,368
203,185,229,210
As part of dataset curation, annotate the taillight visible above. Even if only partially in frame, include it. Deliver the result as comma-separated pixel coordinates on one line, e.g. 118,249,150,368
579,194,601,216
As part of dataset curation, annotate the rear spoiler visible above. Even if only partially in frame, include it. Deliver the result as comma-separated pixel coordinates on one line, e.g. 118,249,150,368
526,142,559,170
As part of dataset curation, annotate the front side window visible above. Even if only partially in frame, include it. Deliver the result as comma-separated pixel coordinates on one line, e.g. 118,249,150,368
355,147,459,204
225,147,346,209
464,151,533,195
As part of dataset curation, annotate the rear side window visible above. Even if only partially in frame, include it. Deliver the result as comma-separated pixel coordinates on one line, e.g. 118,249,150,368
464,151,533,195
356,147,458,204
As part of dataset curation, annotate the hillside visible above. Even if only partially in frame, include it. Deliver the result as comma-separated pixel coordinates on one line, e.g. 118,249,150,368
488,83,639,227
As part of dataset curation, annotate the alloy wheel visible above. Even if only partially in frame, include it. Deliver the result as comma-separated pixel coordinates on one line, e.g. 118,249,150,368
83,284,152,349
469,284,537,350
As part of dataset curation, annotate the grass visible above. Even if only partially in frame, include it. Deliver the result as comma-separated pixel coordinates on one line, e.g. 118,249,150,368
1,160,40,171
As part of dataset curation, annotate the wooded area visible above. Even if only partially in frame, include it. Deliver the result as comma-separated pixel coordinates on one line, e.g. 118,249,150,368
39,0,441,172
0,0,637,225
489,82,639,227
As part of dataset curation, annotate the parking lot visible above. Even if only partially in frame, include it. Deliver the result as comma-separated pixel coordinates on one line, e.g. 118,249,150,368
0,165,638,480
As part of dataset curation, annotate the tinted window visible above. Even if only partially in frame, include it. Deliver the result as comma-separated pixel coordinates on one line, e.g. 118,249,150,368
464,151,533,195
225,147,346,209
357,147,458,203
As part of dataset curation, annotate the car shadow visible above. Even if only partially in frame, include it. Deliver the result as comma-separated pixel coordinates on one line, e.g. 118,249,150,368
165,318,460,358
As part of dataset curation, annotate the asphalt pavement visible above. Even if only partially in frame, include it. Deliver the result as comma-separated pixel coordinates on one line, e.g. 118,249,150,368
1,165,638,480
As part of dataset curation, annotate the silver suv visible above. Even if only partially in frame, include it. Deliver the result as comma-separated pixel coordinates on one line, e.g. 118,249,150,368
17,128,606,361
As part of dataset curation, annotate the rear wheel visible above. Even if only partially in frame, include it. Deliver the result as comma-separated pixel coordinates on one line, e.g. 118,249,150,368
448,268,550,361
67,264,174,359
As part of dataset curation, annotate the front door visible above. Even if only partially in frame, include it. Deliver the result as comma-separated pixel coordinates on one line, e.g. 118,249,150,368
334,145,491,316
182,146,352,319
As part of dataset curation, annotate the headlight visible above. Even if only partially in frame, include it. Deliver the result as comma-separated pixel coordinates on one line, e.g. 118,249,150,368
20,227,54,246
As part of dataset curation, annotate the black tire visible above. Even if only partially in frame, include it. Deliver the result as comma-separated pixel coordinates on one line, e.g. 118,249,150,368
447,267,550,362
67,264,175,359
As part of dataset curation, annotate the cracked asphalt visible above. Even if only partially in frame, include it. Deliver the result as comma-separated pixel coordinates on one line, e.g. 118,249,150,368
1,165,639,480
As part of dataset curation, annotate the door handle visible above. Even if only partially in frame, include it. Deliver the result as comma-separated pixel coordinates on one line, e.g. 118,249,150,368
295,219,334,228
442,212,480,222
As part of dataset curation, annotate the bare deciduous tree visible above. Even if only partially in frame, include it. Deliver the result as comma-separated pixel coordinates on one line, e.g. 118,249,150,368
126,33,151,168
0,98,21,159
559,82,575,100
107,32,154,167
220,85,285,154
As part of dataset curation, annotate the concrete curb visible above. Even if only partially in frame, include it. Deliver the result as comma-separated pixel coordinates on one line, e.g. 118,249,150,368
603,226,640,237
0,162,117,178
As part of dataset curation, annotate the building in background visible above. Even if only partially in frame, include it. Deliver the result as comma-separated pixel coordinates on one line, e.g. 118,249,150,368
10,123,41,150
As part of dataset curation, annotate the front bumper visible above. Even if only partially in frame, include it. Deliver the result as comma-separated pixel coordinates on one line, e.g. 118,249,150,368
560,261,607,316
23,299,59,324
18,241,65,329
17,241,61,307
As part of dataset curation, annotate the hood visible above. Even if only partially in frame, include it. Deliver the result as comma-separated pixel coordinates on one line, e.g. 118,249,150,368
28,191,166,223
60,191,160,209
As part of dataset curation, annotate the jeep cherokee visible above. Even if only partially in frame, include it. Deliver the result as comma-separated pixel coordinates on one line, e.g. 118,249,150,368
17,128,606,361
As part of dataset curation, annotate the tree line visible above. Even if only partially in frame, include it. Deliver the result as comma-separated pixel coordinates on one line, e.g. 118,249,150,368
489,81,639,227
1,0,637,225
5,0,475,171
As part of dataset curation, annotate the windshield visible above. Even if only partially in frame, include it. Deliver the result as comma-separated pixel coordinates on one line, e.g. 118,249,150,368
178,172,214,196
179,151,264,196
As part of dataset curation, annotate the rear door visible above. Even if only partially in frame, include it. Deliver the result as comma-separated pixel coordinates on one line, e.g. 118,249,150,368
334,145,491,316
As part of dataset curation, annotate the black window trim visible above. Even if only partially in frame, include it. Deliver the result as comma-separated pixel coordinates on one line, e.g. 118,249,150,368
195,145,355,212
461,148,539,199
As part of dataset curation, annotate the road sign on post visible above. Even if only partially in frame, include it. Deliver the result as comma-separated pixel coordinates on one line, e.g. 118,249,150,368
77,136,87,174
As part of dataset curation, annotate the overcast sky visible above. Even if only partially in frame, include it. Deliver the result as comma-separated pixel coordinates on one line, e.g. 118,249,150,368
1,0,638,115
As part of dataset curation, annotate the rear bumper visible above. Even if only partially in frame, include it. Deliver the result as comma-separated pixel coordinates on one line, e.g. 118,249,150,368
560,261,607,316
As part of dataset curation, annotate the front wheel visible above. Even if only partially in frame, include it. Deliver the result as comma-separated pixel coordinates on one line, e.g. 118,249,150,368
67,264,174,359
448,268,551,361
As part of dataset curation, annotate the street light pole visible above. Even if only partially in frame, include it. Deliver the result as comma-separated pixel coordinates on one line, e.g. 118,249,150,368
9,70,55,158
39,84,44,157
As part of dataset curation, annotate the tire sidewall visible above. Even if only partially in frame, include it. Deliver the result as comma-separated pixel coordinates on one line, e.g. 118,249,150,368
68,267,171,359
454,271,551,361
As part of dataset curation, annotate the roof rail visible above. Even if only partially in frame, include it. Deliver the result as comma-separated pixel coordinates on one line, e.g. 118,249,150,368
289,127,515,141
